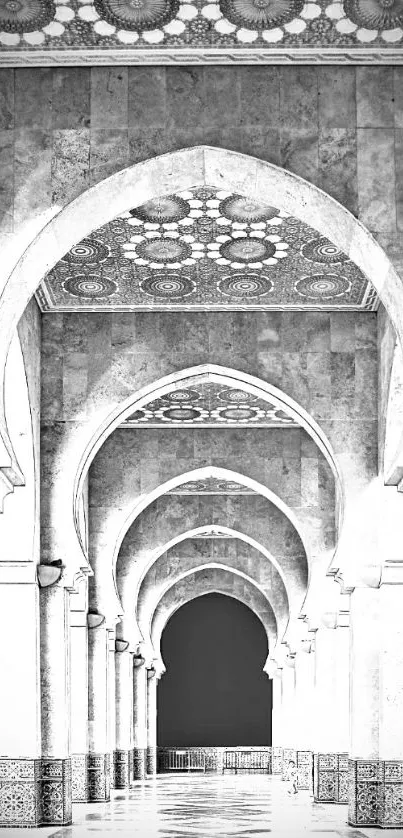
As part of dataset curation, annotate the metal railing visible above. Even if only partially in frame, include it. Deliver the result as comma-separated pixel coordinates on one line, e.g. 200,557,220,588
158,749,206,772
223,750,272,773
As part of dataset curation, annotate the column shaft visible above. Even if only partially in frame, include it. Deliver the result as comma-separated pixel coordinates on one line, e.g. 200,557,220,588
314,625,349,804
70,618,88,802
88,621,110,801
146,671,158,775
133,658,147,779
114,648,133,788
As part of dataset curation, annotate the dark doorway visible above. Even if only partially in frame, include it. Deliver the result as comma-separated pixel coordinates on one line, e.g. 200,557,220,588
158,592,272,746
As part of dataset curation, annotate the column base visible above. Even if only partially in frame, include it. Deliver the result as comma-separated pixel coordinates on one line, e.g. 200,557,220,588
132,748,146,780
272,747,283,775
146,746,157,776
88,753,110,802
113,750,130,789
282,748,297,781
0,758,72,827
297,751,313,790
72,754,88,802
349,759,403,828
314,753,349,803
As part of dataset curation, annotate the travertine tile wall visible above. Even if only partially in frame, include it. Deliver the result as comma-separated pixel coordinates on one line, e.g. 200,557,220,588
89,426,336,571
0,67,402,273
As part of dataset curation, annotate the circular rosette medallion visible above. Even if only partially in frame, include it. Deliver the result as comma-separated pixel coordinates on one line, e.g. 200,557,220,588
218,388,257,403
62,239,110,266
0,0,55,31
220,239,275,264
295,274,351,300
219,196,280,223
130,196,190,224
136,239,192,264
63,275,117,298
343,0,403,29
161,407,201,421
219,0,304,28
160,389,200,402
218,407,258,420
94,0,178,28
140,273,195,299
218,272,273,299
301,237,349,265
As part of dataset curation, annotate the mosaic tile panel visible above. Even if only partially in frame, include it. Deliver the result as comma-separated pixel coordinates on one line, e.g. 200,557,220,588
133,748,146,780
113,750,130,789
314,753,348,804
39,758,72,826
349,760,403,828
0,759,40,827
37,188,376,313
1,0,403,62
88,753,110,802
124,381,298,429
147,747,158,776
297,751,313,791
272,747,283,775
72,754,88,802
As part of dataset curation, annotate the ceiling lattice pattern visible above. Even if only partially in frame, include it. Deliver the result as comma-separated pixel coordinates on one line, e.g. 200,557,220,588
0,0,402,58
37,187,377,312
123,382,298,427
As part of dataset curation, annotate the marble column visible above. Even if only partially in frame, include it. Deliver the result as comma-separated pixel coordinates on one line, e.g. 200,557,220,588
313,619,349,804
107,632,116,787
133,654,147,779
0,576,42,827
294,644,315,790
271,671,283,774
281,658,297,779
349,584,403,828
114,641,133,788
39,581,72,825
88,615,110,801
70,612,89,802
146,668,158,776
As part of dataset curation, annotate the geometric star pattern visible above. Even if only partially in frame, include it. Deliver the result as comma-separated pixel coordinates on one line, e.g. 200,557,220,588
123,382,298,427
36,187,377,312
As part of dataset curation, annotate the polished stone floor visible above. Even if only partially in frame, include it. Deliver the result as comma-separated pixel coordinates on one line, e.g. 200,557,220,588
3,775,403,838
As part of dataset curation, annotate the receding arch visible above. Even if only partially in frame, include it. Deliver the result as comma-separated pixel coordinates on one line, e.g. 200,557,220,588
112,462,314,575
137,557,289,656
149,567,277,675
2,144,402,518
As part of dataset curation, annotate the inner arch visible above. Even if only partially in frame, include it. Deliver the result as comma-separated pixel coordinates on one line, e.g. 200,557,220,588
158,592,271,747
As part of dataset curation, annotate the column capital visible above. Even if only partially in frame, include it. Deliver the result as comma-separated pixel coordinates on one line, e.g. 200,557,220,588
87,612,106,629
133,654,145,668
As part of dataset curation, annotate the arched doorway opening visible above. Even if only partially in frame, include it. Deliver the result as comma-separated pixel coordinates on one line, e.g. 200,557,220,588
158,593,272,748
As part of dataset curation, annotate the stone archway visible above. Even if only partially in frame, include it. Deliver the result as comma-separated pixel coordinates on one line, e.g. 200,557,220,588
2,144,402,518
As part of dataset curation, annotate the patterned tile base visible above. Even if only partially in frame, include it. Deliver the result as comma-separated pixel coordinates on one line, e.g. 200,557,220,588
113,750,130,789
147,747,157,777
314,753,348,804
0,758,72,827
133,748,146,780
297,751,313,791
88,753,110,802
272,748,283,775
348,759,403,828
72,754,88,802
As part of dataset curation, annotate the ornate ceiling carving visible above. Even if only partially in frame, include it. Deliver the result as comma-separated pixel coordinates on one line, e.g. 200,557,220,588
37,187,377,312
122,381,298,427
0,0,402,63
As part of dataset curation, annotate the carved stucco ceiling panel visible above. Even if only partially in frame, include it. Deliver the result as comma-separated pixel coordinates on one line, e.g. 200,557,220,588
37,187,377,312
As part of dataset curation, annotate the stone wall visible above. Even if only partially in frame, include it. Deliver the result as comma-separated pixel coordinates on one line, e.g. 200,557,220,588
1,67,402,269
